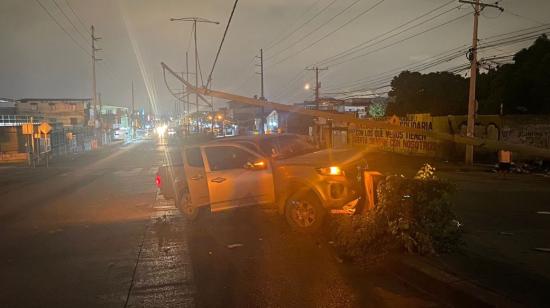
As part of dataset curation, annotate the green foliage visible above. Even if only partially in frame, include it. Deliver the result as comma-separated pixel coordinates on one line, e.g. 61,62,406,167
386,71,468,116
478,34,550,114
367,100,387,118
386,35,550,115
333,164,461,259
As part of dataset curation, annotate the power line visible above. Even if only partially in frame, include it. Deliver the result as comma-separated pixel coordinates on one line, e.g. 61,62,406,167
504,8,545,25
265,0,338,52
264,0,324,50
317,3,463,67
272,0,387,66
34,0,91,57
313,0,456,66
63,0,90,34
206,0,239,90
52,0,88,43
327,24,550,95
265,0,361,62
329,11,472,68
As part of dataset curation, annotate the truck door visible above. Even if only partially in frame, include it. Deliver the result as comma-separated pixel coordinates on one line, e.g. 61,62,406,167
183,146,209,207
202,144,275,212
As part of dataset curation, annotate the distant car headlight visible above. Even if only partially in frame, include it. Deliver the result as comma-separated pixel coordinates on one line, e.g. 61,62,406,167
317,166,343,176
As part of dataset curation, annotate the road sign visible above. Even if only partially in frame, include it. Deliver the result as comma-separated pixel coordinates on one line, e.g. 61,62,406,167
22,123,33,135
38,122,52,135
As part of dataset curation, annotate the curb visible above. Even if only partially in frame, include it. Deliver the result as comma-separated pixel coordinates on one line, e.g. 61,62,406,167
388,255,520,308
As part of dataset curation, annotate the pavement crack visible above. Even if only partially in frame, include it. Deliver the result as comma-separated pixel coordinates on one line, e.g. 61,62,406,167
123,223,149,308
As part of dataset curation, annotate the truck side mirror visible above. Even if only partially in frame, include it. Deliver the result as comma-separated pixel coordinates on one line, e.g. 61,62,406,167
244,160,267,170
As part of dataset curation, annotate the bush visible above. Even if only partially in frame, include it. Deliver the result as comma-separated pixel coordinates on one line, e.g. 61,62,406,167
333,164,461,260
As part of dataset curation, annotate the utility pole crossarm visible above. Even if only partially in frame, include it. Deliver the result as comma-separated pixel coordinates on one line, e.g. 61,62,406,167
306,66,328,109
458,0,504,11
162,62,212,107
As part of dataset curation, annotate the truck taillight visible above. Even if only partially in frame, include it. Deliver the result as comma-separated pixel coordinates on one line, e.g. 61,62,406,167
155,174,161,187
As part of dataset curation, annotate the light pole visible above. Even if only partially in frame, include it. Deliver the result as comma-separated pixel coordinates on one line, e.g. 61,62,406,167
170,17,219,133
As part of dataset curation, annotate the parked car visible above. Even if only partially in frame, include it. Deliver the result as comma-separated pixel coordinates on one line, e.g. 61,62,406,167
157,134,381,232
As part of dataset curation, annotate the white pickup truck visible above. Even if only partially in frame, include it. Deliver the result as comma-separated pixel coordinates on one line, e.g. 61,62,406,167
157,134,382,232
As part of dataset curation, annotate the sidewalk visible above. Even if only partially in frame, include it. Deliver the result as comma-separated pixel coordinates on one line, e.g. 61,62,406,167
366,151,550,306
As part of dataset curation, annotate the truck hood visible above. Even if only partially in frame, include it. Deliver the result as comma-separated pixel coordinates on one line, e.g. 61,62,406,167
276,148,367,168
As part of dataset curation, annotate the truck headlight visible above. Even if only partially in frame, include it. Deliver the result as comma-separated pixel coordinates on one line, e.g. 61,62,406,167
317,166,343,176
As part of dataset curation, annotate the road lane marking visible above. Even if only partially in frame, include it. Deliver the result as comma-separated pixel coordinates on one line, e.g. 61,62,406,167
114,168,143,177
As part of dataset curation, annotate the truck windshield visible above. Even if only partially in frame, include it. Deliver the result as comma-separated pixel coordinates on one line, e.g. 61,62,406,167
259,135,317,159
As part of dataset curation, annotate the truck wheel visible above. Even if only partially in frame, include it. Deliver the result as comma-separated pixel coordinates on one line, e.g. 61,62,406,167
177,189,201,221
284,189,325,233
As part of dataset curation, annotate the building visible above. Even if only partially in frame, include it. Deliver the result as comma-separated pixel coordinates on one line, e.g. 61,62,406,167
0,98,16,115
16,98,91,127
227,100,262,135
100,105,129,130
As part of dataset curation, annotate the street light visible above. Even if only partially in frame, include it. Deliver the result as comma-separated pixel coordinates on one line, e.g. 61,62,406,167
304,83,311,90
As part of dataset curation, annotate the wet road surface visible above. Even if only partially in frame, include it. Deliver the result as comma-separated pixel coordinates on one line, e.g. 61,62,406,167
0,141,442,307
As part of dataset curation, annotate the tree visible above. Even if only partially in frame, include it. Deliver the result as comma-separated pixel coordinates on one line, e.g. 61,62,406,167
478,34,550,114
387,71,468,116
387,35,550,116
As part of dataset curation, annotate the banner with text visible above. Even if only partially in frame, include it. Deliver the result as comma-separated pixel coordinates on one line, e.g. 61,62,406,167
351,114,440,156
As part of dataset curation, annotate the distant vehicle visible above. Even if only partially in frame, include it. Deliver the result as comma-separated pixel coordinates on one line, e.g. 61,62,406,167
157,134,381,233
113,129,127,140
167,127,177,136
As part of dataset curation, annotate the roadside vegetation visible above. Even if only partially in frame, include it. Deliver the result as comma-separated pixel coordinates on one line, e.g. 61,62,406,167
332,164,461,262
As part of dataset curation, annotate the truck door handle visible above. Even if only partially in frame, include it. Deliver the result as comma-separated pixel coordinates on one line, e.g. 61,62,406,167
210,177,226,183
190,174,203,180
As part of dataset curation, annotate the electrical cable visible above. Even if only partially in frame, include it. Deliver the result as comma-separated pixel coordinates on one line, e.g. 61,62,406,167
35,0,91,57
63,0,90,34
272,0,387,66
264,0,324,50
313,0,457,67
52,0,88,43
265,0,360,62
206,0,239,90
329,12,471,68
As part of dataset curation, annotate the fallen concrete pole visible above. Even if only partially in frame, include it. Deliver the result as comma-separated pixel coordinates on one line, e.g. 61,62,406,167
161,62,550,159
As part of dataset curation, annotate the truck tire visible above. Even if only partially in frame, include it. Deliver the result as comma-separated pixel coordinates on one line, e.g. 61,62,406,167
176,188,201,221
284,188,325,233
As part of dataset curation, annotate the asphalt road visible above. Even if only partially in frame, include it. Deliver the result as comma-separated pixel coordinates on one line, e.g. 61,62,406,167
364,151,550,306
0,140,442,308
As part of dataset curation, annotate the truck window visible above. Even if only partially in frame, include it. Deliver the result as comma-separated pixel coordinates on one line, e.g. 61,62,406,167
186,147,204,167
205,146,256,171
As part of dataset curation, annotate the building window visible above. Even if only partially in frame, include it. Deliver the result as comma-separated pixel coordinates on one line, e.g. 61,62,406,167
49,103,56,111
30,103,38,111
70,118,78,125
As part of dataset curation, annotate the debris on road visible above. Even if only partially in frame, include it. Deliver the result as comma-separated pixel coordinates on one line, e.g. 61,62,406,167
227,243,244,249
536,211,550,215
533,248,550,253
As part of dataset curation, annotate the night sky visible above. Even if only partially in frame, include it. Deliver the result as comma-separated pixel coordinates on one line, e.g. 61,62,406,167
1,0,548,113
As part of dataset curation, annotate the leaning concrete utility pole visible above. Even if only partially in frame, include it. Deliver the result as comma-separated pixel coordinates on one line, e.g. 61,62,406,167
460,0,503,165
162,61,550,159
170,17,219,133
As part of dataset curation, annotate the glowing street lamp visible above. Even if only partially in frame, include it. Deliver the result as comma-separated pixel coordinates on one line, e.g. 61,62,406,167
304,83,311,90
